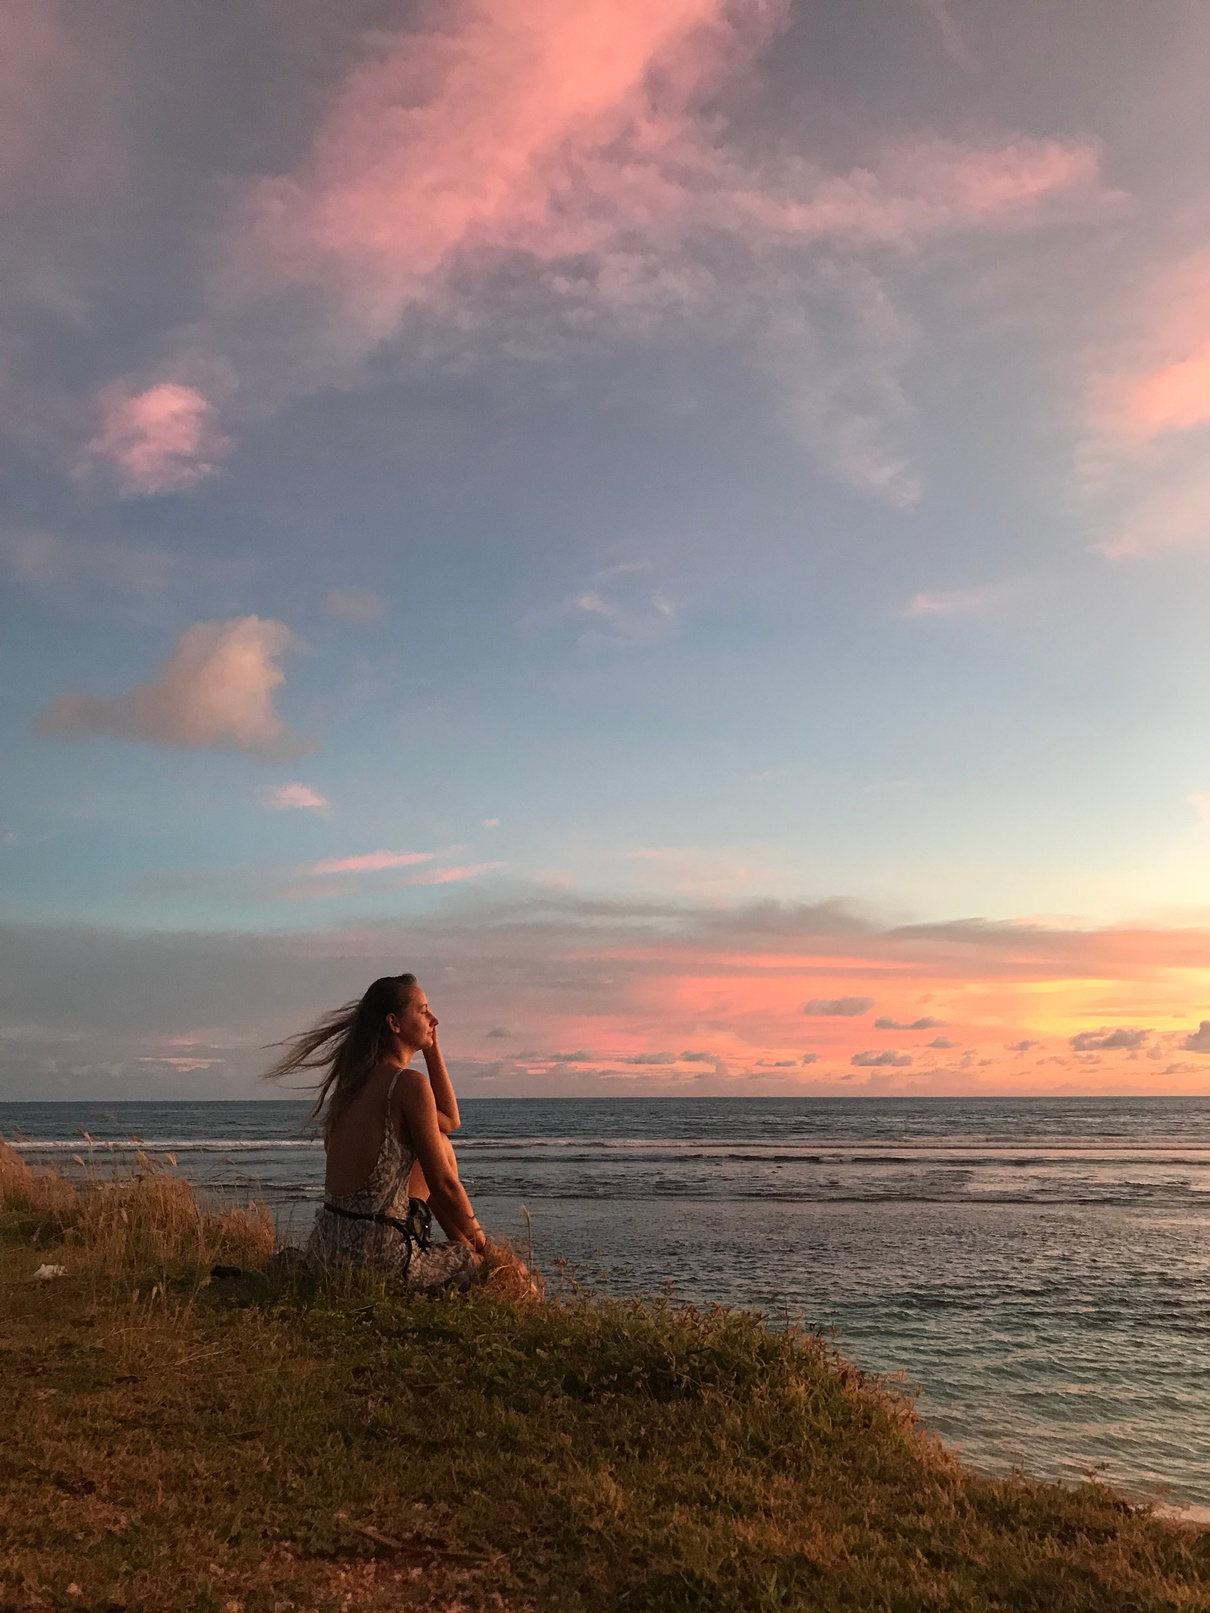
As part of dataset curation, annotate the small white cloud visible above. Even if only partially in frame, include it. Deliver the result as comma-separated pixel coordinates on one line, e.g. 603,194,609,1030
483,817,500,827
402,861,504,886
264,782,329,813
1190,794,1210,826
327,587,389,622
530,564,678,651
37,616,304,759
903,585,996,618
862,777,920,800
574,586,676,649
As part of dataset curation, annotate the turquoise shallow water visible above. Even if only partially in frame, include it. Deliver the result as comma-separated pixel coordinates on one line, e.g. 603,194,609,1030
5,1096,1209,1510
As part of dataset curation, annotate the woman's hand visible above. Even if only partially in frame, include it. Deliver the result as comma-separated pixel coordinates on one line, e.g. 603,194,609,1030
451,1220,486,1254
421,1012,461,1133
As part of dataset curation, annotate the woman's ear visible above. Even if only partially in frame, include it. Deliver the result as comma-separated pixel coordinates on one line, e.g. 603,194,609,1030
385,1013,401,1035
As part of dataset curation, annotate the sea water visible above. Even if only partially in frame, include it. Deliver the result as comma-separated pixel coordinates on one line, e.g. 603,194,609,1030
4,1096,1209,1511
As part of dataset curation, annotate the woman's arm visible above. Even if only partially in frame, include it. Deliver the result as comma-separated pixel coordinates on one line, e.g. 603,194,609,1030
423,1022,460,1133
395,1069,484,1251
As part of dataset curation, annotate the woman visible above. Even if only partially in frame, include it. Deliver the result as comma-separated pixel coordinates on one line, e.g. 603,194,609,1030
264,973,487,1291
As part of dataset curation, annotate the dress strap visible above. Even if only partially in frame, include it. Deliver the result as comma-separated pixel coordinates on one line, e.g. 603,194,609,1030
385,1067,402,1108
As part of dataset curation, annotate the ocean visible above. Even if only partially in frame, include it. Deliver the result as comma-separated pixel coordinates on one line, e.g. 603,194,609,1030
4,1095,1209,1513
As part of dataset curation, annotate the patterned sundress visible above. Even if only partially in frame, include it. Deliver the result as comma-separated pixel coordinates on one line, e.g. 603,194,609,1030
305,1069,478,1292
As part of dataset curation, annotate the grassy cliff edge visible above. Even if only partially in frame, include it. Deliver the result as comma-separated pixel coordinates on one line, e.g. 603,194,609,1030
2,1141,1208,1613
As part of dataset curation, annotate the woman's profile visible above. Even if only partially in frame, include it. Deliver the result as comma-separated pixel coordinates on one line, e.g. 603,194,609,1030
265,972,490,1291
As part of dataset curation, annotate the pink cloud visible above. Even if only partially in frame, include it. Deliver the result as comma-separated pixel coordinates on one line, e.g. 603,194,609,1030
242,0,753,320
265,783,330,814
214,0,1109,507
1091,251,1210,447
238,1,1105,341
80,381,230,496
722,138,1103,246
1114,345,1210,442
1084,250,1210,559
0,4,1112,514
308,850,436,875
38,616,303,758
403,862,505,886
903,585,997,617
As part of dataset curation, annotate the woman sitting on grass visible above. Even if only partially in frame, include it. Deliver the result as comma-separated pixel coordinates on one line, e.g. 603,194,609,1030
265,973,495,1292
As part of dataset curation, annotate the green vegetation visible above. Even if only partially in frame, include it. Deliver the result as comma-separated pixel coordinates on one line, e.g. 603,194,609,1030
3,1140,1208,1612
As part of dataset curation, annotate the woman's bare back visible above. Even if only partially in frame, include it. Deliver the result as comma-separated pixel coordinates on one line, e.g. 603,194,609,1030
323,1063,404,1196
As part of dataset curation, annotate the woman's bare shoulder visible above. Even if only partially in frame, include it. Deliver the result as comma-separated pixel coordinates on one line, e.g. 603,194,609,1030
389,1065,433,1109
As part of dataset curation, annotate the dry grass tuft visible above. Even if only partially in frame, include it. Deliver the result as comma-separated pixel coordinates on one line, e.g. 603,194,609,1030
0,1137,77,1216
71,1163,276,1269
0,1138,274,1274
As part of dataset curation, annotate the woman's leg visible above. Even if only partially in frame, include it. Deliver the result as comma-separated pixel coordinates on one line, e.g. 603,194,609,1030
407,1131,458,1201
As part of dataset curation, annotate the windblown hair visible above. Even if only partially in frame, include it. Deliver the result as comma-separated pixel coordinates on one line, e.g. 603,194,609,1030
262,974,418,1135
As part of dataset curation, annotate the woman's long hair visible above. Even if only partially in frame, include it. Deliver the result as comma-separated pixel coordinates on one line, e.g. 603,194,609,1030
262,974,418,1135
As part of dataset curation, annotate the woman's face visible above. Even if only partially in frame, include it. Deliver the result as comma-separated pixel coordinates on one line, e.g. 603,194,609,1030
391,984,435,1050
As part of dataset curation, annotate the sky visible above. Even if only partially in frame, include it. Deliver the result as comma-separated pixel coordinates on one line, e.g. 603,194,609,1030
3,0,1210,1100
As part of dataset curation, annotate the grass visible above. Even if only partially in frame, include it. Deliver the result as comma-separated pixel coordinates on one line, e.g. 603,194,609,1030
2,1141,1209,1613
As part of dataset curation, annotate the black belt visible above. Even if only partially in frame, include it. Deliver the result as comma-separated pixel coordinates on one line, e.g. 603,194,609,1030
322,1197,433,1278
